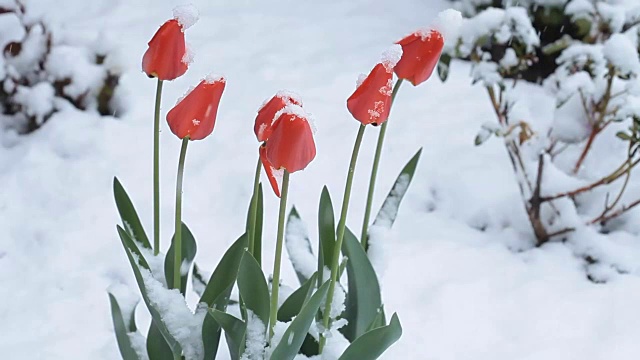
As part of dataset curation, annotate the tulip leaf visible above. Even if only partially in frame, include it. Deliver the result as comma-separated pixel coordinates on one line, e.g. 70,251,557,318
318,187,335,286
270,281,331,360
246,183,264,265
369,148,422,248
341,226,383,341
164,222,197,294
277,272,318,322
437,53,451,82
201,310,224,360
116,226,182,357
113,177,151,249
285,207,315,285
365,306,387,332
147,321,174,360
199,233,247,308
108,293,142,360
338,313,402,360
209,310,246,360
237,251,270,324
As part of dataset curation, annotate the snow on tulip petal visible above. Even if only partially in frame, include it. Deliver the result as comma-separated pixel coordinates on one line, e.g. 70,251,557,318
347,63,394,126
395,24,445,86
259,144,282,197
166,76,226,140
254,91,302,142
142,19,189,80
265,105,316,173
172,4,199,30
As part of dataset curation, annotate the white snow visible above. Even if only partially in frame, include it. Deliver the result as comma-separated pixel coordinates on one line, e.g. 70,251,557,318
367,225,390,282
173,4,199,30
603,33,640,76
182,42,195,66
203,73,225,84
380,44,402,73
13,83,55,125
431,8,463,43
240,310,266,360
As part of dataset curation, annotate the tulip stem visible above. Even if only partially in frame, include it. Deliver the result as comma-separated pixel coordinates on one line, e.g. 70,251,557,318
248,156,262,264
319,124,367,352
153,79,164,256
173,137,189,291
269,169,290,340
360,79,403,250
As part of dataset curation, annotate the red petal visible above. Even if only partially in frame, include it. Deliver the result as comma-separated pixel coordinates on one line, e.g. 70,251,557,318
259,145,282,197
346,63,393,126
266,113,316,173
166,78,226,140
394,30,444,86
142,20,189,81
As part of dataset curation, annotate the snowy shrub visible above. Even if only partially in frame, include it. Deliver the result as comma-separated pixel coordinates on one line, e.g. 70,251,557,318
443,0,640,247
108,5,460,360
0,0,120,134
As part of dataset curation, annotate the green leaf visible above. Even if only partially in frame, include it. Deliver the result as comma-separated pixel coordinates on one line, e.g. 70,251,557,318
201,311,223,360
108,293,142,360
371,148,422,232
318,187,335,285
116,226,182,357
365,306,386,332
147,321,174,360
437,53,451,82
270,281,331,360
246,183,264,265
237,251,270,324
616,131,632,141
338,313,402,360
342,227,382,341
277,272,318,322
113,177,151,249
285,207,315,285
209,310,246,360
164,222,197,294
199,233,247,308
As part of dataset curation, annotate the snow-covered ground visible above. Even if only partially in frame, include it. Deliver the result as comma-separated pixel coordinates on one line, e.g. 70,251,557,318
1,0,640,359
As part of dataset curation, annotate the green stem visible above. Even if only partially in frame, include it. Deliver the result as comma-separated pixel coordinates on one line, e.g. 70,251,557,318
153,79,164,256
248,156,262,262
360,79,403,250
319,124,367,352
269,170,290,340
173,137,189,291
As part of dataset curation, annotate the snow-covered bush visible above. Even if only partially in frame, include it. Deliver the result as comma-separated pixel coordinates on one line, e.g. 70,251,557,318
443,1,640,247
0,0,120,134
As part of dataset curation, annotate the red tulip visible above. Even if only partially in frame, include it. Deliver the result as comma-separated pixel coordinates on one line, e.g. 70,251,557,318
259,144,282,197
394,29,444,86
346,63,394,126
142,19,190,81
166,76,226,140
265,105,316,173
255,91,302,142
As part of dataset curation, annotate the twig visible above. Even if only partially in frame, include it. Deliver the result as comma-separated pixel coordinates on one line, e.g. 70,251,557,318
590,198,640,225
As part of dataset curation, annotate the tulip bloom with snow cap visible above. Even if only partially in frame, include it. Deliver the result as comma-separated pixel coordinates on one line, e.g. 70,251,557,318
347,45,402,126
142,4,198,81
254,91,303,142
166,74,226,140
394,9,462,86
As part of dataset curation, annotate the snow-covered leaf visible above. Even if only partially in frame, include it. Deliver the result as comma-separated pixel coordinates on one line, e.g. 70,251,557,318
146,322,173,360
113,177,151,249
270,281,330,360
164,222,197,295
116,226,182,358
285,207,316,285
371,148,422,233
277,272,317,322
338,313,402,360
108,293,143,360
341,227,383,342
